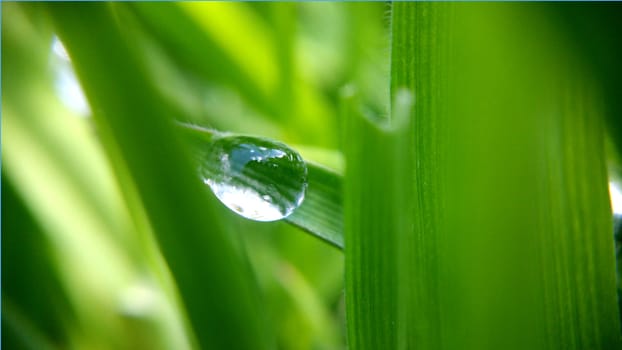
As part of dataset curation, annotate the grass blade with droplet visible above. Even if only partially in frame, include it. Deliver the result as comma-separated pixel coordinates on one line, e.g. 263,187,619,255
178,122,344,249
286,162,343,249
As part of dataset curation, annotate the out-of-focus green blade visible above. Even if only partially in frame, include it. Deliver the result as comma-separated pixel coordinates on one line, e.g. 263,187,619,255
128,2,278,122
345,3,622,350
2,5,163,349
2,180,70,350
555,5,622,159
127,3,337,148
47,4,274,350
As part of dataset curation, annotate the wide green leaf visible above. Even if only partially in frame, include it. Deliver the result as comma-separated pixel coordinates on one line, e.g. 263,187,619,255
344,3,622,350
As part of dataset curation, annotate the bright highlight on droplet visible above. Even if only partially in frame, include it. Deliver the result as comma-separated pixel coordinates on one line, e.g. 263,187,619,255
50,36,91,117
609,181,622,215
200,135,308,222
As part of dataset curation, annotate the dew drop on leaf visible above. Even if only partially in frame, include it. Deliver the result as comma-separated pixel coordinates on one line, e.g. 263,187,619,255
199,135,308,222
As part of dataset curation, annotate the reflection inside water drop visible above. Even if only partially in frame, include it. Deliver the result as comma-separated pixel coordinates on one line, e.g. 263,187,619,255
200,135,308,222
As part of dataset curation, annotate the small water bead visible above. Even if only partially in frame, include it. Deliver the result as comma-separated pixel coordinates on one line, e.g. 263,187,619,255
200,135,308,222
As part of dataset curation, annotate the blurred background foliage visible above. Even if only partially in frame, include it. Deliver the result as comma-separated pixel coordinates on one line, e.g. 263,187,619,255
3,2,622,350
2,2,391,349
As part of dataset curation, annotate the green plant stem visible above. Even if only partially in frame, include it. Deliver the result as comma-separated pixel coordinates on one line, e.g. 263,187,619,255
345,3,622,350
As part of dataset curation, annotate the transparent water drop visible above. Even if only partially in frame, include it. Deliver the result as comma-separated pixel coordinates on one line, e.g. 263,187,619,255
199,135,308,222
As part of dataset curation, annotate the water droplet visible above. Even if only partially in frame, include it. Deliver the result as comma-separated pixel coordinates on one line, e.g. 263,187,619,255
200,135,308,222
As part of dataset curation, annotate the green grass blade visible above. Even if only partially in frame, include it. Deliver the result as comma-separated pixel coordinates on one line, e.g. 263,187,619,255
285,162,343,249
343,87,413,350
345,3,622,350
2,6,160,348
2,181,71,350
178,123,344,249
47,4,274,349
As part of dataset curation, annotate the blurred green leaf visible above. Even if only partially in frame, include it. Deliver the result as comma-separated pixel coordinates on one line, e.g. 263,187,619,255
553,5,622,160
129,2,278,122
47,3,275,349
127,3,337,148
3,5,151,349
2,180,72,350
